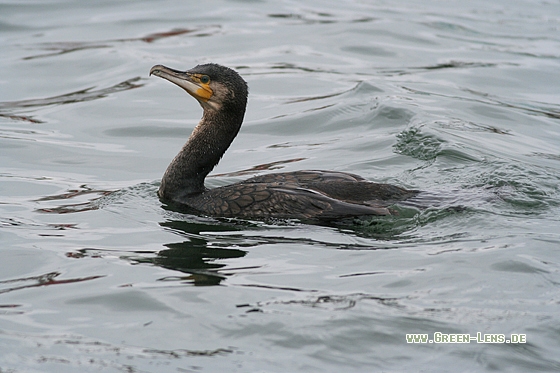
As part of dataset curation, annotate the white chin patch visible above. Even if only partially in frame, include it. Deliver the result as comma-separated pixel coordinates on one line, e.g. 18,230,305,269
201,100,221,111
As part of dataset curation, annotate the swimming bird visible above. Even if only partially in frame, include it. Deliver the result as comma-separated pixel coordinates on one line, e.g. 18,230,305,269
149,63,418,221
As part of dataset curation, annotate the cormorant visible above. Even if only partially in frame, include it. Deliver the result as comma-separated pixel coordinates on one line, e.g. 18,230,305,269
149,63,418,220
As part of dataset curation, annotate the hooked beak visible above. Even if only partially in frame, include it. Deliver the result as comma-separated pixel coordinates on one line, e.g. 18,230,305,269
150,64,212,103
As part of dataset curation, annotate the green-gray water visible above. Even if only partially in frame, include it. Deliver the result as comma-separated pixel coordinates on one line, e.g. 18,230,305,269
1,0,559,371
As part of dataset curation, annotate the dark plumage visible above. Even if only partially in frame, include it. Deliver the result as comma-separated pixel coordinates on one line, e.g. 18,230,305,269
150,63,418,221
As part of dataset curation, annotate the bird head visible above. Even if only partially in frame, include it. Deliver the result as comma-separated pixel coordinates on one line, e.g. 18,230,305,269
150,63,248,113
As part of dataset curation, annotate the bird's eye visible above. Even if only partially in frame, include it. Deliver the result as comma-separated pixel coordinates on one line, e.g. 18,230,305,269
200,75,210,84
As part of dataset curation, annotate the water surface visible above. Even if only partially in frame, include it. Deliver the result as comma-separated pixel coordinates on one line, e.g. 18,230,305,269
1,0,560,371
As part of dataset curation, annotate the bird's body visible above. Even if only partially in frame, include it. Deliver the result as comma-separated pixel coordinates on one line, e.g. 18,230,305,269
150,63,418,221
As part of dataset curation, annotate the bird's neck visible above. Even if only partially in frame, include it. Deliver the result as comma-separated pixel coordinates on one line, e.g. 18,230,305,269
158,107,244,201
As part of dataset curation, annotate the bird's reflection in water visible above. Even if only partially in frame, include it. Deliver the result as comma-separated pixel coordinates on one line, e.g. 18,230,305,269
136,217,248,286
